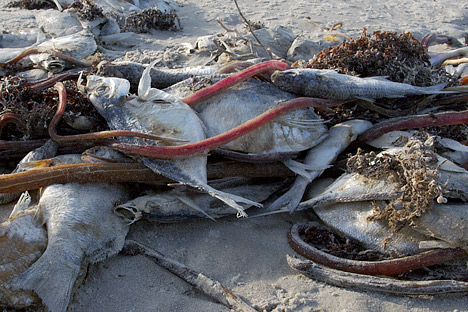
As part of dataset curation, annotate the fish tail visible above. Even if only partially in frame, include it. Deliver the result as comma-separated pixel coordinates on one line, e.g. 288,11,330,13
8,248,82,312
421,82,454,94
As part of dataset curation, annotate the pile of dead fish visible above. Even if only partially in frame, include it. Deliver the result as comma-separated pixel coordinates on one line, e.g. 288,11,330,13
2,0,468,311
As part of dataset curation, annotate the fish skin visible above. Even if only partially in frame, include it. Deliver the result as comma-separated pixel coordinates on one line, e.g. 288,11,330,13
413,203,468,251
8,156,130,312
0,207,46,308
86,64,261,216
165,77,328,154
271,68,450,100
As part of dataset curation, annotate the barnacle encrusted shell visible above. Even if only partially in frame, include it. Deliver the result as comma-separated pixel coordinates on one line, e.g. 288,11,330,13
0,207,47,308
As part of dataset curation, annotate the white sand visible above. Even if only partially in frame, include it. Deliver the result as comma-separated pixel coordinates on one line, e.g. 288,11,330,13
1,0,468,311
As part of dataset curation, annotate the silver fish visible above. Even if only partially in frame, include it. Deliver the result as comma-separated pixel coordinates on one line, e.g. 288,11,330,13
271,68,451,100
115,179,284,223
298,141,468,254
267,119,372,212
97,60,218,89
7,155,130,312
165,76,328,154
85,61,260,217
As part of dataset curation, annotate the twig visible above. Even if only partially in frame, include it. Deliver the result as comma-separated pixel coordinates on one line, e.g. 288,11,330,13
233,0,274,59
287,255,468,295
121,240,257,312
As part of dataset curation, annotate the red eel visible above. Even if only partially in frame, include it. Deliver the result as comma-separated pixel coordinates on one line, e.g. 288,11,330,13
357,110,468,144
112,97,343,159
182,60,291,106
288,223,468,276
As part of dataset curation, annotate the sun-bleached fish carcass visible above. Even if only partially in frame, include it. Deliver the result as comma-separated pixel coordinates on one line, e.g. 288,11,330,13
115,178,284,223
3,154,130,312
271,68,453,101
298,134,468,255
165,74,328,156
0,198,46,309
85,63,260,217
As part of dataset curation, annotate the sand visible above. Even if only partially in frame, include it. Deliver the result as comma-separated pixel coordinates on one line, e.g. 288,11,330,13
1,0,468,311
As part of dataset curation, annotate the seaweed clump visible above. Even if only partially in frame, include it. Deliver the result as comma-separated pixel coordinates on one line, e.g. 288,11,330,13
118,7,181,33
0,76,106,140
68,0,104,21
346,133,443,231
6,0,55,10
308,29,450,86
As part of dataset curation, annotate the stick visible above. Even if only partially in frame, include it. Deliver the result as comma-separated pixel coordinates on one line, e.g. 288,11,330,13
121,240,256,312
287,255,468,295
233,0,273,59
0,161,294,193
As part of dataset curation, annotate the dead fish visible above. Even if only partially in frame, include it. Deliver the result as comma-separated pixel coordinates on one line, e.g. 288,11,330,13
97,60,218,90
0,197,46,309
7,154,130,312
115,179,284,223
85,61,260,217
297,140,468,254
271,68,452,100
165,76,328,155
267,119,372,212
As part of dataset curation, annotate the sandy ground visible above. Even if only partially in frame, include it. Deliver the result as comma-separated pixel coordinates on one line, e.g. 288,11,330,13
1,0,468,311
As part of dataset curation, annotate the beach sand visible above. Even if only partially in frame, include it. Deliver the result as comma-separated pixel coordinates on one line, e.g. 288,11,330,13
1,0,468,311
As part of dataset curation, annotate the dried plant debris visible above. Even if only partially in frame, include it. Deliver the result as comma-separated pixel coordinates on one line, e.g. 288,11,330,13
6,0,55,9
0,76,106,140
347,133,443,231
68,0,104,21
307,29,452,87
116,7,181,33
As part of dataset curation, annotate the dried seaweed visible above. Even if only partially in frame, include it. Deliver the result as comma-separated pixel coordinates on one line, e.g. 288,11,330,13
6,0,55,9
308,29,451,87
117,7,181,33
0,77,106,140
347,133,443,231
68,0,104,21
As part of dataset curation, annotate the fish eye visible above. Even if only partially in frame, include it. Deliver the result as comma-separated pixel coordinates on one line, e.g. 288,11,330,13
95,85,110,96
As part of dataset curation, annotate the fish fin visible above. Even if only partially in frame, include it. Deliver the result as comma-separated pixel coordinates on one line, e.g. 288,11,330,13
138,59,181,103
267,178,308,213
174,194,216,221
418,82,464,95
8,249,82,312
198,183,262,218
363,76,390,81
142,158,261,218
283,159,330,181
9,191,31,218
355,96,377,103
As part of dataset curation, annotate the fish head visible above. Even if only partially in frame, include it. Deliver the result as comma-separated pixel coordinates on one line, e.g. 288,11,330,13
85,75,130,116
